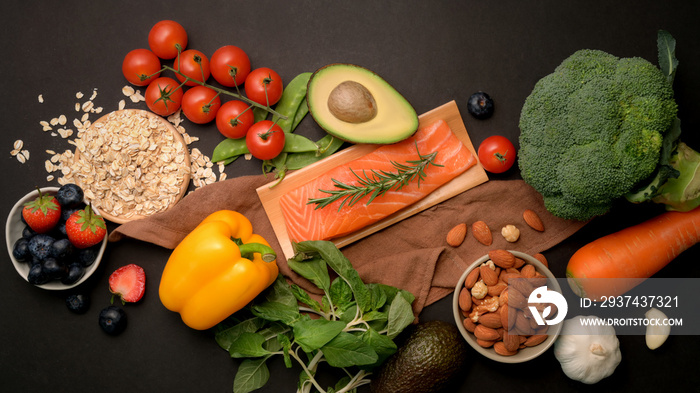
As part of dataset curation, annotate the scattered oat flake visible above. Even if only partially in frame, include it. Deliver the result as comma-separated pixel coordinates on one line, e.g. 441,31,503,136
38,94,44,103
58,115,67,125
17,154,26,164
90,89,98,100
47,175,54,182
118,100,126,110
76,92,84,99
14,140,23,150
122,85,135,97
75,103,81,111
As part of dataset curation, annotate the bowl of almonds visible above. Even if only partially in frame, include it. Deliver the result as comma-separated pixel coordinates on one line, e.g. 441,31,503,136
452,249,563,363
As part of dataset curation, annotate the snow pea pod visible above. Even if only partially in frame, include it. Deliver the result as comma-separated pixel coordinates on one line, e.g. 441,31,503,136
285,135,345,170
212,138,249,163
283,133,319,153
273,72,312,133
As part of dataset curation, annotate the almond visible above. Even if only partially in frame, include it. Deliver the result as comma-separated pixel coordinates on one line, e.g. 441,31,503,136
533,253,549,268
474,324,501,341
463,317,477,333
514,257,526,269
510,277,535,298
488,249,515,269
476,338,496,348
471,221,492,246
503,331,520,352
494,341,518,356
479,312,503,329
479,265,499,286
499,288,509,307
488,282,507,297
521,264,536,278
458,287,472,312
507,287,528,309
524,334,548,347
515,311,535,335
523,209,545,231
446,223,467,247
464,267,480,289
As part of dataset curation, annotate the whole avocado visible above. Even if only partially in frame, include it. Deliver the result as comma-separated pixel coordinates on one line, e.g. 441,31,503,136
370,320,468,393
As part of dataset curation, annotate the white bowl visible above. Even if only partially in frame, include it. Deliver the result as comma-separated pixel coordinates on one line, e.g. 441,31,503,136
452,250,563,363
5,187,107,290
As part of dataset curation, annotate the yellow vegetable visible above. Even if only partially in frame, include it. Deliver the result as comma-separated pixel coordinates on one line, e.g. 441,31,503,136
159,210,278,330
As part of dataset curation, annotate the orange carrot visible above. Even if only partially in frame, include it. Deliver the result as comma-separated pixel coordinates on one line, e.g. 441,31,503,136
566,207,700,299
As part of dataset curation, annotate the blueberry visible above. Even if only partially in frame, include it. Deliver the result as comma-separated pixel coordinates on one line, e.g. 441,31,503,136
99,306,127,335
56,184,84,208
77,247,99,267
65,293,90,314
50,238,74,262
27,263,49,285
22,225,36,239
61,206,82,222
61,263,85,285
467,91,495,119
12,238,31,262
28,234,55,260
42,257,67,280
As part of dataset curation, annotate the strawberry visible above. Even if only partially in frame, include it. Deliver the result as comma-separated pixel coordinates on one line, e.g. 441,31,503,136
22,189,62,233
109,264,146,303
65,205,107,249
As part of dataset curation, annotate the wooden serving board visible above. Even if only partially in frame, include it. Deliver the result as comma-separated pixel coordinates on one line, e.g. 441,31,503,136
257,100,489,260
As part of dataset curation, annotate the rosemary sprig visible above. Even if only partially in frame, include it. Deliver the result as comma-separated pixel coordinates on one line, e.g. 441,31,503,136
308,144,443,211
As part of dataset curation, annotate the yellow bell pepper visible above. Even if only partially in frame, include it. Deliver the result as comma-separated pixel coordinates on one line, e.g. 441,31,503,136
159,210,278,330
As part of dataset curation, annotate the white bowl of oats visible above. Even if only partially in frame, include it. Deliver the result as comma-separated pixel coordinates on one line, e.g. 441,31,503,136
65,109,191,223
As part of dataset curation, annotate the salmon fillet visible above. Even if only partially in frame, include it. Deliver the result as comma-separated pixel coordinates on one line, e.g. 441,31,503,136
279,119,476,242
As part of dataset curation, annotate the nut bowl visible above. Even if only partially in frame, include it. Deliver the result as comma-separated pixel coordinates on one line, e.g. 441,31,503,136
452,250,562,363
5,187,107,290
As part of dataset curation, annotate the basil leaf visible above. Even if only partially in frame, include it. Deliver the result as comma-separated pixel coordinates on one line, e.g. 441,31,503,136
386,293,415,339
251,301,300,326
229,332,272,358
366,283,388,310
290,284,323,313
265,274,299,308
361,310,387,323
320,331,378,368
215,317,266,351
329,276,353,308
233,357,270,393
287,255,330,292
278,333,293,368
293,318,346,352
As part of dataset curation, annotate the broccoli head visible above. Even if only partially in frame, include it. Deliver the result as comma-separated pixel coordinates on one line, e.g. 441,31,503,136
518,48,678,220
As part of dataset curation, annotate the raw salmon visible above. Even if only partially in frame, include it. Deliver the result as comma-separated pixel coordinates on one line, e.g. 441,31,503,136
279,119,476,242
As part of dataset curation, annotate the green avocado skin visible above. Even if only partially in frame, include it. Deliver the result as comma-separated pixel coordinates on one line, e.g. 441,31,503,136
370,320,469,393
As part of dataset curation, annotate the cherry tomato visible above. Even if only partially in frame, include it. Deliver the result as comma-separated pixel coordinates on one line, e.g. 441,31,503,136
216,100,255,139
181,85,221,124
145,77,183,117
148,20,188,59
246,120,285,160
477,135,516,174
245,67,283,106
122,49,161,86
174,49,210,86
210,45,251,87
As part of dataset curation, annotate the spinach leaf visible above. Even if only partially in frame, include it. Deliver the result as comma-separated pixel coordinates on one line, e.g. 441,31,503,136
293,318,346,352
386,292,415,339
287,254,330,292
321,331,378,368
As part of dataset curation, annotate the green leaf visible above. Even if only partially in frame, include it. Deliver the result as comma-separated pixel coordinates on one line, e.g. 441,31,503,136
251,301,300,326
360,328,397,367
278,333,293,368
366,283,388,310
293,319,346,353
657,30,678,86
287,255,331,292
265,274,299,308
329,277,353,309
228,332,272,358
320,331,378,368
290,284,323,313
215,317,266,351
233,357,270,393
361,310,387,323
386,293,415,339
294,241,372,312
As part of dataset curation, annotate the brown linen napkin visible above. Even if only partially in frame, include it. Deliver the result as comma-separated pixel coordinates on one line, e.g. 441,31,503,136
109,175,587,316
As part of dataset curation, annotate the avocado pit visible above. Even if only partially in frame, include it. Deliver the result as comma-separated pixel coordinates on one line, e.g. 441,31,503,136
327,80,377,123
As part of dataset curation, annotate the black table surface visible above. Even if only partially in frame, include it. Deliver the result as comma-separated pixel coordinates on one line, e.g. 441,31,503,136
2,1,699,392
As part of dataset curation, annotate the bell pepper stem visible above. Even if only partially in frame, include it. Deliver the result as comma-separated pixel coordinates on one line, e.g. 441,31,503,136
239,242,277,263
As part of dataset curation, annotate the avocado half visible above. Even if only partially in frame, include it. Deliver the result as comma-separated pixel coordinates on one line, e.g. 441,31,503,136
307,63,419,144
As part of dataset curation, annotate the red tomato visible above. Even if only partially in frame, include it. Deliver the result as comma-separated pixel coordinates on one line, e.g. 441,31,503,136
174,49,210,86
216,100,255,139
246,120,285,160
121,49,161,86
181,86,221,124
148,20,188,59
145,77,183,117
245,68,283,106
210,46,251,87
477,135,516,174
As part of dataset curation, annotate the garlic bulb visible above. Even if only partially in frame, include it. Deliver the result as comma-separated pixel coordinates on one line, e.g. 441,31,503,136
554,315,622,384
645,308,671,350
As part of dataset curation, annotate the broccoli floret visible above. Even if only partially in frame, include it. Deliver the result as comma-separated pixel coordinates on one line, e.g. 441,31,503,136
518,47,678,221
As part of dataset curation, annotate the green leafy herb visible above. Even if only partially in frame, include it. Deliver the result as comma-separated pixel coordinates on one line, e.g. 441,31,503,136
215,240,415,393
308,145,443,211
